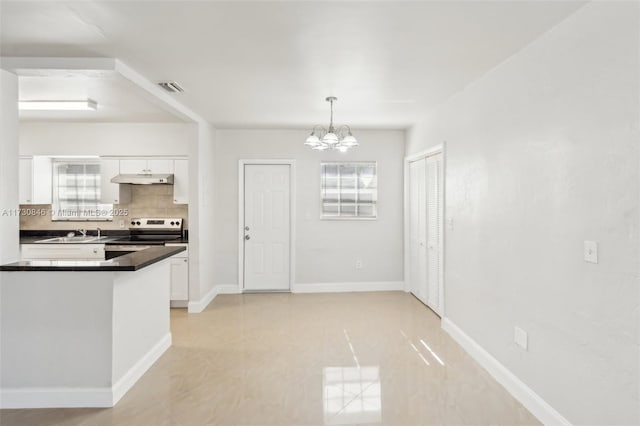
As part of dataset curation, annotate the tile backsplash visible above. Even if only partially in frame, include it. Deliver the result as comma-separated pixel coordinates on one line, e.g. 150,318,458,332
20,184,188,230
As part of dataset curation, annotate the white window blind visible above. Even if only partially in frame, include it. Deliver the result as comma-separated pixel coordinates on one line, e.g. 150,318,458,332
52,159,111,221
321,162,377,219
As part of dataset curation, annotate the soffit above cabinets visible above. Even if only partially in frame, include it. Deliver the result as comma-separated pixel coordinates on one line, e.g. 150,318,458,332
17,71,186,123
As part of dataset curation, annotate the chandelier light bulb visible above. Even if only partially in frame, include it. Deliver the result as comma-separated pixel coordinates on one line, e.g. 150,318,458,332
322,132,339,146
341,134,358,147
304,134,321,146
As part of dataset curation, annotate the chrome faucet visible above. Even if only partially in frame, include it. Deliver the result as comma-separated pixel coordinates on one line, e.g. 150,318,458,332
77,229,87,237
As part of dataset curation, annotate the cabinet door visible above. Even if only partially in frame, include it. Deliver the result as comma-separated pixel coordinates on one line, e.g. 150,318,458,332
173,159,189,204
19,157,33,204
119,159,149,174
148,159,174,174
100,159,120,203
170,257,189,301
32,156,52,204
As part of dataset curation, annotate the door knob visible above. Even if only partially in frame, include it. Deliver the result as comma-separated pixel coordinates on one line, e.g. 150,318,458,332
245,235,250,240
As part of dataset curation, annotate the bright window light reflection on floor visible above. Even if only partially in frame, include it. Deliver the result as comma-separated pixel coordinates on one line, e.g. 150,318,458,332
420,339,445,366
399,329,430,366
343,329,360,367
323,366,381,425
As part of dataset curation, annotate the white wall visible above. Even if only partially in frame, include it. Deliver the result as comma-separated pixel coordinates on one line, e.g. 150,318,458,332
214,129,404,288
19,122,195,156
188,122,216,307
406,2,639,424
1,272,113,389
0,70,20,265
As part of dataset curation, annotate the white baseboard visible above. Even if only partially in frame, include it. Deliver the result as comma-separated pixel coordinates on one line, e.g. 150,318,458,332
441,318,571,426
215,284,242,294
170,300,188,308
0,387,113,409
292,281,404,294
188,285,217,313
112,332,172,405
0,333,172,409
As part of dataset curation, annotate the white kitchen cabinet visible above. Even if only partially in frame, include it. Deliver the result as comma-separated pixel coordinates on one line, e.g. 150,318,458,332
100,158,131,204
120,158,174,175
21,244,106,260
19,156,52,205
19,157,33,204
166,243,188,306
173,159,189,204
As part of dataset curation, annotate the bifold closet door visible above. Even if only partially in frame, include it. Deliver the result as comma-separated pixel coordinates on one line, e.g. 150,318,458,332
426,154,443,315
409,159,428,305
409,153,444,315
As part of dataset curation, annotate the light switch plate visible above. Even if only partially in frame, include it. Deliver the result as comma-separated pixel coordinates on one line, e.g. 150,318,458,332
584,240,598,263
514,326,528,350
446,217,454,230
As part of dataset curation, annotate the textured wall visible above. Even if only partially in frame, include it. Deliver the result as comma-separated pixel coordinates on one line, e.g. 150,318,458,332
406,2,639,424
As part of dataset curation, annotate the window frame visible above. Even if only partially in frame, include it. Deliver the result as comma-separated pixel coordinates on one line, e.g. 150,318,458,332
320,161,378,221
51,157,112,222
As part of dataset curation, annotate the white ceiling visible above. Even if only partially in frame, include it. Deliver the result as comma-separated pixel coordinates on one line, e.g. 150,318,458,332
18,70,185,122
1,1,586,128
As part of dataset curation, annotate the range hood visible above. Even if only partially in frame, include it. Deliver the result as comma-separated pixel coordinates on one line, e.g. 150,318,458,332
111,174,174,185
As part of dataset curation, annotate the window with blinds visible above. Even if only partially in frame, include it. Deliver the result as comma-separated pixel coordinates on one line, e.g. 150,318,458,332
321,162,377,219
52,159,111,221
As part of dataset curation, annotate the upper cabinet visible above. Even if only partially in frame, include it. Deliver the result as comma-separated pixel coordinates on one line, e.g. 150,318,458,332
173,159,189,204
120,158,174,175
18,157,33,204
19,156,52,205
100,158,131,205
101,156,188,205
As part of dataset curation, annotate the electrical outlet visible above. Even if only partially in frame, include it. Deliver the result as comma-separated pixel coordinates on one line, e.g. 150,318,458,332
514,326,528,350
584,240,598,263
355,259,363,270
119,220,125,229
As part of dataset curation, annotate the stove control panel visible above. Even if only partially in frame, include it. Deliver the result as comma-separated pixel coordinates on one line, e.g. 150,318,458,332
129,218,183,229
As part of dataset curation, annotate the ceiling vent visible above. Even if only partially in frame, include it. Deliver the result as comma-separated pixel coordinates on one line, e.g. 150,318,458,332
157,81,184,93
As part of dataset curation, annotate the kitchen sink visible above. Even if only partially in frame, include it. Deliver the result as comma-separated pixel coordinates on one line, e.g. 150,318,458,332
35,236,111,244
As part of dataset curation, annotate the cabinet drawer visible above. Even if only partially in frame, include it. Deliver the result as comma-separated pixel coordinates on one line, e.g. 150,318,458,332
21,244,106,260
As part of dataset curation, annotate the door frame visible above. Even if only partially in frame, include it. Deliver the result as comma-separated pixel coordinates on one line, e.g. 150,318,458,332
238,159,296,292
404,143,446,316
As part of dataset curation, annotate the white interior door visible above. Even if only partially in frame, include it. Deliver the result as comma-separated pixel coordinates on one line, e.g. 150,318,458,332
409,153,444,315
244,164,291,291
409,159,428,304
426,154,444,315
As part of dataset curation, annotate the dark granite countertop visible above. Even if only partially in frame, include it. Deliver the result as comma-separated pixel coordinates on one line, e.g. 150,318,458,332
0,246,186,272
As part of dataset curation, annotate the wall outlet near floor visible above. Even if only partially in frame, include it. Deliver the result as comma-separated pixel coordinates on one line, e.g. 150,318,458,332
584,240,598,263
514,326,528,350
355,259,363,270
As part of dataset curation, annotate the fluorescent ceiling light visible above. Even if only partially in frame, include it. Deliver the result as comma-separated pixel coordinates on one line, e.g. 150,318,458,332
18,99,98,111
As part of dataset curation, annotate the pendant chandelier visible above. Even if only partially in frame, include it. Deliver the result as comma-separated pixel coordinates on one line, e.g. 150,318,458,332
304,97,358,152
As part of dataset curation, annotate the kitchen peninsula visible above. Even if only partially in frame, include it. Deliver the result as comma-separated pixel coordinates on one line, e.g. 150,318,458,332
0,245,185,408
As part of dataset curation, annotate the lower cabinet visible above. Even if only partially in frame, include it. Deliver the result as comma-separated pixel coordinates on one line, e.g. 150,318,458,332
167,243,188,307
21,244,106,260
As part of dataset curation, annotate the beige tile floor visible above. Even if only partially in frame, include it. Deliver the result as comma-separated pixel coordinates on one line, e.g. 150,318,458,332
0,292,539,426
